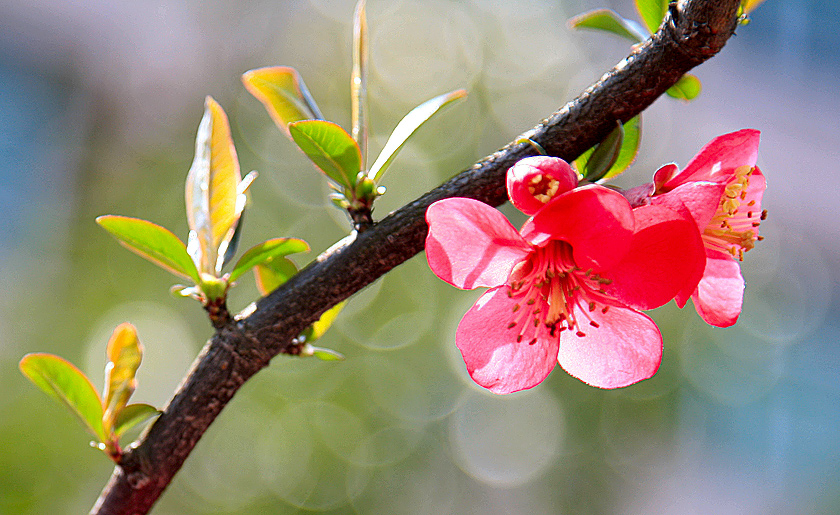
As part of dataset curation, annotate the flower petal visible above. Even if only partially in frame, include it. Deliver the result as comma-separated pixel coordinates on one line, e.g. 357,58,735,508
664,129,760,189
456,287,559,394
506,156,578,215
651,180,727,233
558,303,661,389
426,198,531,290
521,185,634,270
601,204,705,310
691,255,745,327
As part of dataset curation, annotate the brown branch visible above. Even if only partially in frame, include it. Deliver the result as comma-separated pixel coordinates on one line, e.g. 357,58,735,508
90,1,741,513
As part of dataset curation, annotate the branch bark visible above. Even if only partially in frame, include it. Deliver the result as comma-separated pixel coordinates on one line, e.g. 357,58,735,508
90,1,741,513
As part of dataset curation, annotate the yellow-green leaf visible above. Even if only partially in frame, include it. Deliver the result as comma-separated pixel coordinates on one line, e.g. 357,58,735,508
568,9,647,43
96,215,200,283
666,73,702,101
113,403,160,438
634,0,668,35
102,323,142,435
254,256,300,296
228,237,310,284
741,0,766,14
367,89,467,183
306,301,346,342
19,353,107,443
242,66,323,137
185,96,242,275
289,120,362,189
352,0,369,169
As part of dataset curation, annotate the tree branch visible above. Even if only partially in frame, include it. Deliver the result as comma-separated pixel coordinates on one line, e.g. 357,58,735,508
90,1,741,513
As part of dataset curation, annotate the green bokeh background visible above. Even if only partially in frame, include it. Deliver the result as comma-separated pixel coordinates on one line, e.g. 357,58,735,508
2,0,839,513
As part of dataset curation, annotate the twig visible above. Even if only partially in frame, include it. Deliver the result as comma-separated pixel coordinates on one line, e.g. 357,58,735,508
89,1,741,513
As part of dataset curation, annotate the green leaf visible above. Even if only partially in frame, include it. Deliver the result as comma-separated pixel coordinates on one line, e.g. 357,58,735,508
601,115,641,180
351,0,369,169
289,120,362,189
185,96,244,276
242,66,324,136
97,215,200,283
102,323,143,435
634,0,668,35
568,9,646,43
19,353,107,443
666,73,702,101
254,257,300,296
113,403,160,438
367,89,467,183
581,121,624,182
228,237,310,284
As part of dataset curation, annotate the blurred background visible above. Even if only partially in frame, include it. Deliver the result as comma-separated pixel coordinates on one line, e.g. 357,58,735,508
1,0,838,513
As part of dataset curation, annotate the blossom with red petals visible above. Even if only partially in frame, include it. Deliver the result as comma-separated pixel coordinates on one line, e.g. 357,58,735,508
625,129,766,327
426,159,705,393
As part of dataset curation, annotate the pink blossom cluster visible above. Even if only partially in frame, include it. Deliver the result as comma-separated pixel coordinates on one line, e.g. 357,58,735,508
425,130,765,393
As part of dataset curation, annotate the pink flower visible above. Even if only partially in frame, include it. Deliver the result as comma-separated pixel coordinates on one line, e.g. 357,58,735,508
426,160,705,393
625,129,766,327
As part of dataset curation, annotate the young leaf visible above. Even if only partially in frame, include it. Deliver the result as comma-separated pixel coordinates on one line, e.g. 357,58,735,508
19,353,107,443
102,323,143,435
113,403,160,438
601,115,641,180
304,301,346,342
634,0,668,35
582,121,624,182
308,346,346,361
288,120,362,189
218,170,259,271
96,215,200,283
367,89,467,183
568,9,647,43
242,66,324,136
351,0,369,169
228,237,310,284
254,257,300,296
185,96,242,276
666,73,702,101
741,0,766,14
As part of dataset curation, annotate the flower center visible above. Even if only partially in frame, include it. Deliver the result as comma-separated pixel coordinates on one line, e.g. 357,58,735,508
527,173,561,204
703,166,766,261
505,241,612,343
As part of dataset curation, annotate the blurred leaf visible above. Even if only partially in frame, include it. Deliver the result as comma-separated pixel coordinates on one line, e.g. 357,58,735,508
102,323,142,435
741,0,766,14
305,301,346,342
309,346,345,361
289,120,362,188
185,96,242,275
367,89,467,183
113,403,160,438
351,0,369,169
19,353,107,443
580,121,624,182
254,257,300,296
601,115,641,180
242,66,323,136
96,215,200,283
568,9,646,43
634,0,668,34
666,73,702,101
228,237,310,283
